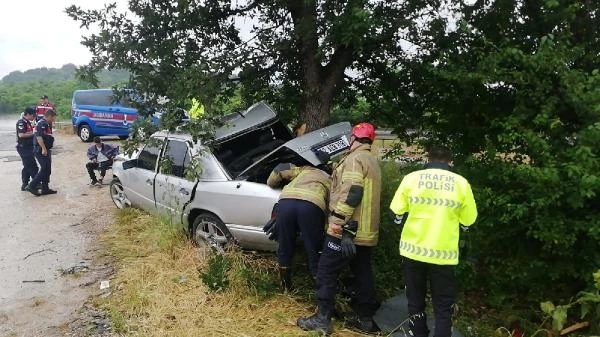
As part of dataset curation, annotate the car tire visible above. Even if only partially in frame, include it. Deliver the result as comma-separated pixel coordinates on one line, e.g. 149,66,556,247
191,213,233,254
79,124,93,142
110,178,130,209
118,135,129,140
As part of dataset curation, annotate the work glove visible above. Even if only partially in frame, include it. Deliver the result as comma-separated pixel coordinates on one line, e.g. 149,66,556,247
341,221,358,259
262,218,278,241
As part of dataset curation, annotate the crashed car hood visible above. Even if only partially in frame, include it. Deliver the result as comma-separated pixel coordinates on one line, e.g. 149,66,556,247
236,121,352,178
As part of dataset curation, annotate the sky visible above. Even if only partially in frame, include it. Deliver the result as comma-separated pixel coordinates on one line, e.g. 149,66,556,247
0,0,127,78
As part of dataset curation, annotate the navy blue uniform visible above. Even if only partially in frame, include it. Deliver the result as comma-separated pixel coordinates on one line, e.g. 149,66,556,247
16,118,38,187
29,119,54,192
316,235,378,317
276,199,325,277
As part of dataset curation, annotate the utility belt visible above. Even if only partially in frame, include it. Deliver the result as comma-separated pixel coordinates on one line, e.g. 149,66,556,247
17,140,34,149
34,135,54,150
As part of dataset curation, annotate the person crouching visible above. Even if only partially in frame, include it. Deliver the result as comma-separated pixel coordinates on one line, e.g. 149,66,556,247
86,137,118,186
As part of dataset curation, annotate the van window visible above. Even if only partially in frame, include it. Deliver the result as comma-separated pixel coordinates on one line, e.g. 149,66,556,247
74,90,115,106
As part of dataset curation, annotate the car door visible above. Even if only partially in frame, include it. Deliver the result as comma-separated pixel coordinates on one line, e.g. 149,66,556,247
154,139,196,223
124,139,164,211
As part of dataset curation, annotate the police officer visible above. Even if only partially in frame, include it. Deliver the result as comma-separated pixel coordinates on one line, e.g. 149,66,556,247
264,154,331,292
390,146,477,337
16,107,38,191
297,122,381,335
27,109,58,196
36,95,56,120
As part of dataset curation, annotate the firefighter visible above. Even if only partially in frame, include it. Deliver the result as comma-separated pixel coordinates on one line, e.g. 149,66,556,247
16,107,38,191
297,122,382,335
27,109,57,196
264,151,331,292
390,146,477,337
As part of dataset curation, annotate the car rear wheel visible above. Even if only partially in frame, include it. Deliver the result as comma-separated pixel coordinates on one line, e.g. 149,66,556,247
110,179,130,209
79,125,93,142
192,213,232,254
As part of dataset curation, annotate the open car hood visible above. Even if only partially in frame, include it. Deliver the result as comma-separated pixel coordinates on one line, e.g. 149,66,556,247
214,101,279,142
237,122,352,180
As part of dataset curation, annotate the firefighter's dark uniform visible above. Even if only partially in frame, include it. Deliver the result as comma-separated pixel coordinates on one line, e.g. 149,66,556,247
267,164,331,279
16,117,38,189
390,162,477,337
316,143,381,322
29,118,54,193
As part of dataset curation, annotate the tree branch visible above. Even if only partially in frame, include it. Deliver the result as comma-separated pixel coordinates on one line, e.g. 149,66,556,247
225,0,264,16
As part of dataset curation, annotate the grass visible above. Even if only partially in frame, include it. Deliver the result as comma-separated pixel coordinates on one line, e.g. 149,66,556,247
98,161,571,337
100,208,365,337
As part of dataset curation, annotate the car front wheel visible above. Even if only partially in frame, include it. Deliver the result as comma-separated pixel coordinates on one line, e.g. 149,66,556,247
110,179,130,209
191,213,232,254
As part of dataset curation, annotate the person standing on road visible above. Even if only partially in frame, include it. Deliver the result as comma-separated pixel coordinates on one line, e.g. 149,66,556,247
16,107,38,191
36,95,56,121
297,122,382,335
264,151,331,292
86,137,119,186
390,146,477,337
27,109,57,196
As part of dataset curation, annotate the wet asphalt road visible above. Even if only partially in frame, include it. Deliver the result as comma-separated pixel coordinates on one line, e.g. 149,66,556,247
0,115,115,337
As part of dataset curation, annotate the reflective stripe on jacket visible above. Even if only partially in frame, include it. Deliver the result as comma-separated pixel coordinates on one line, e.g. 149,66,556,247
390,164,478,265
327,143,381,247
267,164,330,211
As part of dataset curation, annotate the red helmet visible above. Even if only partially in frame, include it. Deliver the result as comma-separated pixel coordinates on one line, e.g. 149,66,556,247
351,122,376,142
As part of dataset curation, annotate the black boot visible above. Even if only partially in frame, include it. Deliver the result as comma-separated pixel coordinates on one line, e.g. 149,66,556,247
41,188,57,195
297,307,333,335
21,183,29,191
27,183,41,196
279,267,292,293
345,314,381,334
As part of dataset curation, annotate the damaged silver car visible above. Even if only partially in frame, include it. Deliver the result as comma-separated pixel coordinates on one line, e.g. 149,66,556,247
110,102,351,251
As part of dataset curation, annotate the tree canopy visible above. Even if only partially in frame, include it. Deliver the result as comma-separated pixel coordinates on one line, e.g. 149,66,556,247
65,0,438,131
373,0,600,300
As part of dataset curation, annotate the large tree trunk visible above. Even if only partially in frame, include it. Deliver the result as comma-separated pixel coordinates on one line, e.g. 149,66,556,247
287,0,355,132
301,93,332,132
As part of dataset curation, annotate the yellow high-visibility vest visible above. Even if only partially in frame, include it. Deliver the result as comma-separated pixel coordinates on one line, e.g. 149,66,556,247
188,98,205,119
390,166,477,265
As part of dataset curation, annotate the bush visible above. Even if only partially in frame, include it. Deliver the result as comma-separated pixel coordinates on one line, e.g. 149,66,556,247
200,253,232,292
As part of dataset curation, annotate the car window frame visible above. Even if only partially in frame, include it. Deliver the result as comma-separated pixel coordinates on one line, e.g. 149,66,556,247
136,138,165,172
160,139,190,179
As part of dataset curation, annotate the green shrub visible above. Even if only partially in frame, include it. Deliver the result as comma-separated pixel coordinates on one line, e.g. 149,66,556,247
541,270,600,333
200,253,232,292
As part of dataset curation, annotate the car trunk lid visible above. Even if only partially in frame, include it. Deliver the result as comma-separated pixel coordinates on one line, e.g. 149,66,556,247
236,122,352,181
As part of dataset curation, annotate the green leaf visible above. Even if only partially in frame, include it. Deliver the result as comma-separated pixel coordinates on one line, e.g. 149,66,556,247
580,302,591,319
551,305,568,331
541,301,555,315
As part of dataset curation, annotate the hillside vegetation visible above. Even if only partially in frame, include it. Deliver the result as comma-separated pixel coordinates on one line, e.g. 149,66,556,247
0,64,129,118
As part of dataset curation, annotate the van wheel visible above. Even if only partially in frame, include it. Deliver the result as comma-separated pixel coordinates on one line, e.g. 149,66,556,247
79,125,93,142
191,213,232,254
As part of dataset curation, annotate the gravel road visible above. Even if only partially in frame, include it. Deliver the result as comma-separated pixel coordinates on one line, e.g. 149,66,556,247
0,115,118,337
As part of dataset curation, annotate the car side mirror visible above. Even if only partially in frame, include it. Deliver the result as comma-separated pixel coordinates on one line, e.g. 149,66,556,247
122,159,137,170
